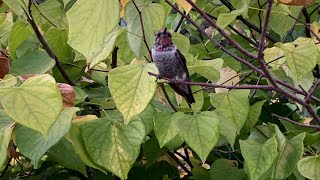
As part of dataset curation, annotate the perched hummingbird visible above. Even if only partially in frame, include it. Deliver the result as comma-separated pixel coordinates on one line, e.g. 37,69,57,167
152,28,195,105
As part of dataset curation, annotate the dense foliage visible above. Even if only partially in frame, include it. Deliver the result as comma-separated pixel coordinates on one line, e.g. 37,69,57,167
1,0,320,179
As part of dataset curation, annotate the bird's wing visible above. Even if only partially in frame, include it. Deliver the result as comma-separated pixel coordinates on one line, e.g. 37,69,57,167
175,49,191,80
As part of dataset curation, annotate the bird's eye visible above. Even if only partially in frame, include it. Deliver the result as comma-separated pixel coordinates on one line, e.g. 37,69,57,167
156,33,160,38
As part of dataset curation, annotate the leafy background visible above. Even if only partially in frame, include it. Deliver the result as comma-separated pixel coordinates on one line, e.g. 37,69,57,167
1,0,320,179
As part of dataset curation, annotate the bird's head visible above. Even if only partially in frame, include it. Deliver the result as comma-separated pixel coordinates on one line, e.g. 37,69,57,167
153,28,175,52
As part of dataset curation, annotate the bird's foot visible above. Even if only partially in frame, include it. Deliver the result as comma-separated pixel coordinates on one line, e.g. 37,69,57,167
155,74,162,82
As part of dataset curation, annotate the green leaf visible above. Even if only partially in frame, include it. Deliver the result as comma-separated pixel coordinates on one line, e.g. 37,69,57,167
67,0,120,69
210,158,247,180
0,74,17,88
269,5,301,39
126,0,166,57
10,49,55,76
81,117,145,179
216,0,249,29
210,89,250,133
189,58,223,82
281,42,317,81
32,0,68,29
0,74,62,136
240,137,278,180
264,47,285,69
0,12,13,39
15,107,79,168
134,105,157,134
8,21,33,59
2,0,25,15
0,109,14,170
109,63,157,123
47,138,87,176
215,109,237,148
243,100,266,132
177,111,220,162
192,166,211,180
171,32,190,55
153,112,184,148
298,155,320,180
44,28,73,61
272,124,305,179
65,115,107,173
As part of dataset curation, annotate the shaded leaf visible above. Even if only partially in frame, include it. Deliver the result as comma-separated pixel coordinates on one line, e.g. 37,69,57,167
10,49,55,76
15,107,79,168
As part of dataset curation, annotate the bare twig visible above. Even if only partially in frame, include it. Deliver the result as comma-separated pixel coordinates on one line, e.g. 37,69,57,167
305,79,320,103
132,0,153,61
167,151,192,176
33,3,57,27
219,0,277,43
159,83,178,112
272,113,320,130
302,7,311,38
23,1,75,86
257,0,278,88
111,46,119,69
204,13,258,47
164,0,264,76
0,50,9,58
185,0,257,59
148,72,274,91
288,14,320,42
174,13,185,32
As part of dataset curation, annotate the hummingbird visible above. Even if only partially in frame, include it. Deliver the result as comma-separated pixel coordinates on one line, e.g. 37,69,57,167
152,28,195,105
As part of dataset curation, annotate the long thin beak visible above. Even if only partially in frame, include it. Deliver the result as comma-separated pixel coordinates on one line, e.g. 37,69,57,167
164,28,167,34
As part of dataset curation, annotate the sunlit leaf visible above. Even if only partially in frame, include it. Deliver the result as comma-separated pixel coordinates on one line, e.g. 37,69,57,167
81,116,145,179
109,63,157,123
177,111,220,162
0,74,62,136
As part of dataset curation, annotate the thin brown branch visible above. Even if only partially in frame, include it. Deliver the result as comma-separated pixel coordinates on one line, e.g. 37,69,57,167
185,0,257,59
204,13,258,47
148,72,274,91
164,0,264,76
174,12,185,32
33,3,57,27
288,14,320,42
167,151,192,176
111,46,119,69
219,0,277,43
132,0,153,61
257,0,278,88
302,7,311,38
0,50,9,58
23,1,75,86
305,79,320,103
159,83,178,112
272,113,320,130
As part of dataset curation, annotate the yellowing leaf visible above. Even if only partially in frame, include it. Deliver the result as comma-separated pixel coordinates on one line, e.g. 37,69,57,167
67,0,120,70
0,74,62,136
108,63,158,123
176,0,196,14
